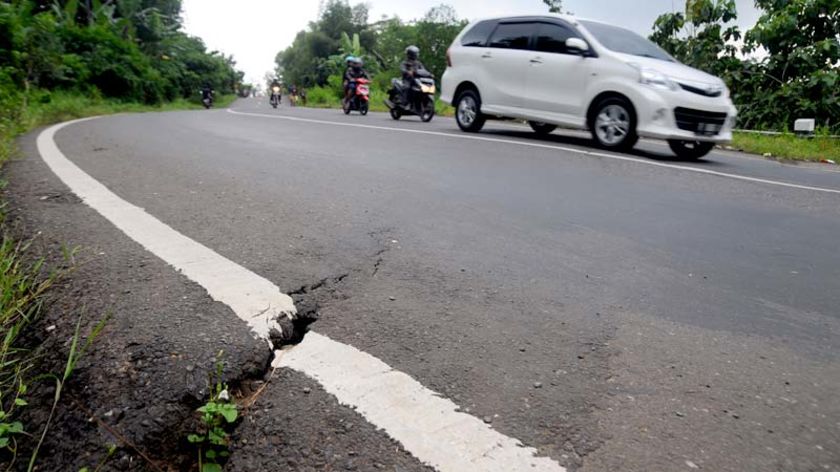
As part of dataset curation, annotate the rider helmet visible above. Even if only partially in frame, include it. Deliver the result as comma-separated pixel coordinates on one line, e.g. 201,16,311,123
406,46,419,60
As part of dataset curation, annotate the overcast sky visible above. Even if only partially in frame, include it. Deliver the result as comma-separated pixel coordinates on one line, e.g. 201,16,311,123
182,0,762,84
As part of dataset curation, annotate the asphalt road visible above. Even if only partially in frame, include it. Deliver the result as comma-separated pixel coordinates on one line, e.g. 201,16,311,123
26,98,840,471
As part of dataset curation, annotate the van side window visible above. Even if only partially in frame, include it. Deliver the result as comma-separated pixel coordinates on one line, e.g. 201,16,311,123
488,23,533,50
535,23,579,54
461,20,496,47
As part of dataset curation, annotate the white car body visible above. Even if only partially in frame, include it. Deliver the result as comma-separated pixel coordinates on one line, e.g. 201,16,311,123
441,15,738,150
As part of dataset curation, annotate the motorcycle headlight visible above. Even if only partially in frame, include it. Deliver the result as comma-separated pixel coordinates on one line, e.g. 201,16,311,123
421,84,436,94
630,64,679,91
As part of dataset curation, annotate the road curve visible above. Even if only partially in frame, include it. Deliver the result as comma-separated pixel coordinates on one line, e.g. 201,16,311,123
32,98,840,471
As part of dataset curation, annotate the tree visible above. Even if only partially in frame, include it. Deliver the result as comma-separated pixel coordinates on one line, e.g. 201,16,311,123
741,0,840,130
542,0,563,13
650,0,840,132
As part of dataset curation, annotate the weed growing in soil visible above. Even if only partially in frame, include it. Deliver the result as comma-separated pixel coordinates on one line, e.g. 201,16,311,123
188,350,239,472
0,233,62,466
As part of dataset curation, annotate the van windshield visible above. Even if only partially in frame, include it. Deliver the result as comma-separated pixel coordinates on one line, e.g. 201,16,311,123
579,20,674,62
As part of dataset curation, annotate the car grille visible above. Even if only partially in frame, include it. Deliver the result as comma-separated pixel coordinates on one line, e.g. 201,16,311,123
674,107,728,136
679,83,723,97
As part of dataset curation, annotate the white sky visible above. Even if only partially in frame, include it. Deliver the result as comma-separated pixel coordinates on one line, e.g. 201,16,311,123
182,0,761,84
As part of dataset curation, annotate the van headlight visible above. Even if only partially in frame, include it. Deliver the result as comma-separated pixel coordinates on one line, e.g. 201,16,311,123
630,63,679,91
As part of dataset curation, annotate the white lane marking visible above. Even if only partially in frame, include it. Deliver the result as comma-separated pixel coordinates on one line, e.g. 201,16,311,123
37,118,297,339
38,117,566,472
228,108,840,195
276,333,565,472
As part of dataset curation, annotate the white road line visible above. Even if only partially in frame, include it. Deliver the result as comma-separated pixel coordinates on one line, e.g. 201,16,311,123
228,108,840,195
276,333,564,472
37,117,566,472
37,119,296,338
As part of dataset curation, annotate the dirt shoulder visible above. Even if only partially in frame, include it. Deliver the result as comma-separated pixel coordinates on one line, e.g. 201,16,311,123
2,129,272,470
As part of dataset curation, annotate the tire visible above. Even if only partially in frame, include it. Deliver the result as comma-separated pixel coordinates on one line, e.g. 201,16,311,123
668,140,715,160
390,108,402,120
454,89,485,132
343,99,351,115
360,102,369,116
589,96,638,151
420,97,435,123
529,121,557,135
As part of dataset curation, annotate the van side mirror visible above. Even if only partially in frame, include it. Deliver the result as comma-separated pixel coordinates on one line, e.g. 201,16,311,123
566,38,590,55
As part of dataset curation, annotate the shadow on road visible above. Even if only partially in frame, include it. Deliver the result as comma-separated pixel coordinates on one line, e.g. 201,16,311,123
480,129,724,166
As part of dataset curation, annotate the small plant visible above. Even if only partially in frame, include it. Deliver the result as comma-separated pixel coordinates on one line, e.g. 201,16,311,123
188,350,238,472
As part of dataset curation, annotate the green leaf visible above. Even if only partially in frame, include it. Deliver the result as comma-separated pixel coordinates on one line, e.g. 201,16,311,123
208,427,227,445
7,422,23,433
187,434,205,443
15,398,28,406
205,449,217,459
218,403,238,423
0,437,8,448
202,463,222,472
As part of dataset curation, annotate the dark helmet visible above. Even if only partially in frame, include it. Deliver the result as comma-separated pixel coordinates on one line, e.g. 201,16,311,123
406,45,420,60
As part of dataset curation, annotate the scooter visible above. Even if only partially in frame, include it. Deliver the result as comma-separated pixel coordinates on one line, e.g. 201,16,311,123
343,78,370,115
270,85,281,108
385,70,436,122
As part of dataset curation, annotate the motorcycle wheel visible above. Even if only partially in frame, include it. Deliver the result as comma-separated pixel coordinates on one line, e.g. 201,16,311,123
360,102,369,116
420,98,435,123
390,108,402,120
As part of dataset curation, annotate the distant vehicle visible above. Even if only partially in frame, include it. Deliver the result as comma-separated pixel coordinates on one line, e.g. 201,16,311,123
386,69,436,122
344,78,371,115
200,86,214,109
270,85,282,108
441,15,738,159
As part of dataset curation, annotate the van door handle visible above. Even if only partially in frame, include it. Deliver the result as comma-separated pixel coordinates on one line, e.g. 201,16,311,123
530,57,543,64
481,52,492,59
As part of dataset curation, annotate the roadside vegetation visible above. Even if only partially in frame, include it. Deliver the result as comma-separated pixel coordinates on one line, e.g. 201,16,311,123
276,2,461,116
731,131,840,163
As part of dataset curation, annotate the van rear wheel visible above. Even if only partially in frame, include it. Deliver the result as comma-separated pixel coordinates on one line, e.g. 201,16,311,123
455,90,485,132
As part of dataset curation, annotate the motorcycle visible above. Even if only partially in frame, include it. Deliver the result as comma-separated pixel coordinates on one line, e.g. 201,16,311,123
385,70,436,122
343,78,370,115
201,93,213,109
270,85,282,108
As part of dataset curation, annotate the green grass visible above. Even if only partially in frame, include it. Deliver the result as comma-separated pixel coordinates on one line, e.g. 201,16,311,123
731,131,840,163
21,92,236,130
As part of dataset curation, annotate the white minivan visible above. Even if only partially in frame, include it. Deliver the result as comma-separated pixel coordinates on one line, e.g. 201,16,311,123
441,15,738,159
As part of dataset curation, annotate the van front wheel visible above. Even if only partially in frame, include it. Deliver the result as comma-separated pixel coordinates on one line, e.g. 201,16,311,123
590,97,638,151
668,140,715,160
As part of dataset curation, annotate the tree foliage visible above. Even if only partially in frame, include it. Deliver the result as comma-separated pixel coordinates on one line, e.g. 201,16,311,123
0,0,243,104
542,0,564,14
276,1,466,90
651,0,840,131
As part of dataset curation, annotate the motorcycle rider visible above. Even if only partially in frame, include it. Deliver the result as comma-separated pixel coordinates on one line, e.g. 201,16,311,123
270,79,282,104
399,46,428,105
201,83,214,103
344,56,369,104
